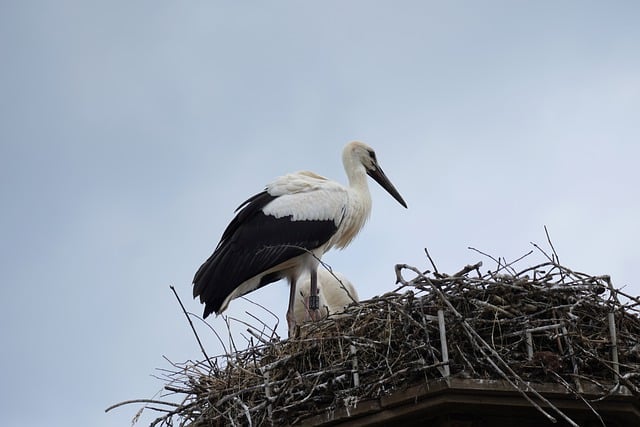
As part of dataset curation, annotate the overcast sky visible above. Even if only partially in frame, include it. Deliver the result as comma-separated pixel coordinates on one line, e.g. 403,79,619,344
1,2,639,426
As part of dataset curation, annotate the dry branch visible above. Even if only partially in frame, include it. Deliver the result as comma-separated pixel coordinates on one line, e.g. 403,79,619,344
109,249,640,426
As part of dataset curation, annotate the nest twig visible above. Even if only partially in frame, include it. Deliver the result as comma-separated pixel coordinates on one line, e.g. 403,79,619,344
108,247,640,426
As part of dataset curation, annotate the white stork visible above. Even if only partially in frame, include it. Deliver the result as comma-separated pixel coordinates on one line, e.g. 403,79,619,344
193,141,406,335
293,269,359,325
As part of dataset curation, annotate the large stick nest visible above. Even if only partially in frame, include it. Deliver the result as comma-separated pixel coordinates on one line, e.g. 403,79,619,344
112,248,640,426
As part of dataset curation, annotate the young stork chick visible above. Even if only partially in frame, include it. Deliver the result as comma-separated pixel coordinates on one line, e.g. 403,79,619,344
192,141,407,336
293,269,359,325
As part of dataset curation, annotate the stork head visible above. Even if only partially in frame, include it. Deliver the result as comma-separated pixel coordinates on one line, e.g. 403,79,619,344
343,141,408,208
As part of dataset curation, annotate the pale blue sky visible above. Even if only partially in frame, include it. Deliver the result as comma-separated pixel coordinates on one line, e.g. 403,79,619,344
1,2,639,426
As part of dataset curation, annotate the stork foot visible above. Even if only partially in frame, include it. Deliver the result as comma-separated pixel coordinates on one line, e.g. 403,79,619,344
302,296,323,322
309,308,322,322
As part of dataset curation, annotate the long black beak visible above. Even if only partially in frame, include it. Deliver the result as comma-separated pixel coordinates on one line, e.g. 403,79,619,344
367,164,408,208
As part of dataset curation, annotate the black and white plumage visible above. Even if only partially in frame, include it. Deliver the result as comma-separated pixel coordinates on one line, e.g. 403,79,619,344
193,141,407,334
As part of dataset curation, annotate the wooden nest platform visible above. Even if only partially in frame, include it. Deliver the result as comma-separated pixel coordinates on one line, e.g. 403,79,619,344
110,248,640,426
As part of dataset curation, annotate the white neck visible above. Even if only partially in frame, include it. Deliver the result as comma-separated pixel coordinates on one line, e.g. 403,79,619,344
342,146,370,195
332,146,373,249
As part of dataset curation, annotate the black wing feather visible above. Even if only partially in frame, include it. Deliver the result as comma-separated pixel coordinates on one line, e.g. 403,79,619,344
193,190,337,318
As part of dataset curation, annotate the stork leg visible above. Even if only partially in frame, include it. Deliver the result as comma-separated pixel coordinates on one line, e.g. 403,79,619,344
286,277,298,337
308,268,321,321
